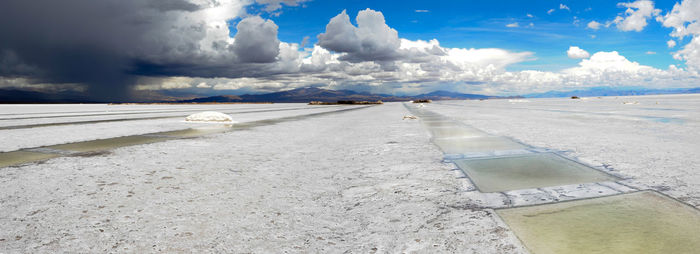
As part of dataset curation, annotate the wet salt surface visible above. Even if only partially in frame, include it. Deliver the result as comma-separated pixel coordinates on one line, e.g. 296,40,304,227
0,105,335,129
0,105,348,152
0,106,369,167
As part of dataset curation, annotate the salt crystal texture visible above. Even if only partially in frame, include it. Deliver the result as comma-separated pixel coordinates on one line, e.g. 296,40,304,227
185,111,234,122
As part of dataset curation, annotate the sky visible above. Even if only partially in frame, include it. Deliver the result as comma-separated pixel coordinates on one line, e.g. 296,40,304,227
1,0,700,100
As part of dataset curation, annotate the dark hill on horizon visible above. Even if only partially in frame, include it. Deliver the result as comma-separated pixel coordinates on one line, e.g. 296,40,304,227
525,86,700,98
176,87,497,103
0,89,100,104
12,86,700,104
0,87,497,103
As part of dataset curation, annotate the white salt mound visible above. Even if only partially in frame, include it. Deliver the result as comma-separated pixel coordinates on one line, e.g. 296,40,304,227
185,111,234,122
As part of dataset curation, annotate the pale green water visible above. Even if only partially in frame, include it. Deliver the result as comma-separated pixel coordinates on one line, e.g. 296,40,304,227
497,191,700,254
429,127,487,139
421,120,464,128
453,153,615,192
47,135,170,152
433,136,524,154
0,151,58,168
419,116,451,122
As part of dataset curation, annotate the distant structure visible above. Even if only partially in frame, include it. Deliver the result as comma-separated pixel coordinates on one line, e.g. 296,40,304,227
571,96,580,99
412,99,432,103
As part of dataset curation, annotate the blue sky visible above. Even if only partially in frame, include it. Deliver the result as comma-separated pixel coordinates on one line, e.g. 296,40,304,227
254,0,680,71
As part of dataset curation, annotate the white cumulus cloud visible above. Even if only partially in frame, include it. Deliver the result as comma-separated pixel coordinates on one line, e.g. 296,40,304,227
506,22,519,28
667,40,677,48
587,21,602,30
659,0,700,71
567,46,591,59
613,0,661,32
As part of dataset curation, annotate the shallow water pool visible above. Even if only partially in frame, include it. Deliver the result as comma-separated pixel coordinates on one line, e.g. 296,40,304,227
421,120,464,128
433,136,524,154
47,135,170,152
497,191,700,254
429,126,487,139
0,151,58,168
453,153,616,192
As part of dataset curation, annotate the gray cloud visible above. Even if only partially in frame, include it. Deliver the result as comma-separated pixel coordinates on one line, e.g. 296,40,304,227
317,10,362,53
317,9,403,62
233,16,281,63
255,0,311,12
0,0,293,100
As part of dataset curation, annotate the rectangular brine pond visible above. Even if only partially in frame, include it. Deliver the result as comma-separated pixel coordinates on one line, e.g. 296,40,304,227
429,126,487,139
433,136,524,154
47,135,170,152
497,191,700,254
453,153,616,192
418,115,451,121
421,120,464,128
0,151,59,168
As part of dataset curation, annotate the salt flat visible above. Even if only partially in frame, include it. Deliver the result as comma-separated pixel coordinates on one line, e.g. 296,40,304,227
1,95,699,252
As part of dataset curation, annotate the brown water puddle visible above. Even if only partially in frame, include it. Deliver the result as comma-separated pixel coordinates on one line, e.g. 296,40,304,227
46,135,171,152
0,151,59,168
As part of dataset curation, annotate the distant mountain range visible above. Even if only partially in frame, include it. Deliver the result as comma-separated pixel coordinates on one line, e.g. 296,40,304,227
3,86,700,103
0,89,98,103
525,87,700,98
176,87,497,103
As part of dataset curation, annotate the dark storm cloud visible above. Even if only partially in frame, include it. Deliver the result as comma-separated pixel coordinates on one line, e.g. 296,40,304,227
147,0,200,12
0,0,285,100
